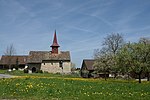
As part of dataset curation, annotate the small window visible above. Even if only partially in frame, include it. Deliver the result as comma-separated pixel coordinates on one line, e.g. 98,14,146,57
59,61,63,67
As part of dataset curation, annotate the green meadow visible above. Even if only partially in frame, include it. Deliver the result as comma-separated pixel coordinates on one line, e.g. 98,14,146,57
0,70,150,100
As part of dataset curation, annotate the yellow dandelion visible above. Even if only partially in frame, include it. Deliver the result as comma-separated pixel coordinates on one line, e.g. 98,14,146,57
141,93,143,96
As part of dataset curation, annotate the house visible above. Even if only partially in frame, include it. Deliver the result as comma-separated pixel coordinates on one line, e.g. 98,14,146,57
0,30,72,74
0,55,28,69
80,59,95,78
27,31,71,73
80,59,109,78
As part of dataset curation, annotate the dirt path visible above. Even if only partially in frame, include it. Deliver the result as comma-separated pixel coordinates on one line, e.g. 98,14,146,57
0,74,14,78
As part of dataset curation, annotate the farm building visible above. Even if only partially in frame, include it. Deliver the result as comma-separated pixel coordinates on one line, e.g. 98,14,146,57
80,59,95,78
80,59,109,78
0,55,28,69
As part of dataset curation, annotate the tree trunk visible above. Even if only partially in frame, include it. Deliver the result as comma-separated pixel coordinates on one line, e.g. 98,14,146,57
127,72,130,82
139,73,141,83
114,72,117,79
104,71,107,81
147,72,150,81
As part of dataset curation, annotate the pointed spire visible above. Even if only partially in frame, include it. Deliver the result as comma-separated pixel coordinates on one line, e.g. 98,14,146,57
51,30,60,54
51,30,60,47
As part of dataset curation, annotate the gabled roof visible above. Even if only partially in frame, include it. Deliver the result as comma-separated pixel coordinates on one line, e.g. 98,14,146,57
81,59,95,71
27,51,71,63
0,55,28,65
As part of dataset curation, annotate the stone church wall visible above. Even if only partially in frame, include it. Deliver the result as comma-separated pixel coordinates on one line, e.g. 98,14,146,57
41,61,71,73
62,62,71,73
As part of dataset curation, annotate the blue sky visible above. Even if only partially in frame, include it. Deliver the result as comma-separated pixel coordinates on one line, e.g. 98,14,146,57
0,0,150,67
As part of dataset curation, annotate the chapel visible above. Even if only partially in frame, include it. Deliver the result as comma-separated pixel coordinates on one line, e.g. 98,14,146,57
27,30,71,73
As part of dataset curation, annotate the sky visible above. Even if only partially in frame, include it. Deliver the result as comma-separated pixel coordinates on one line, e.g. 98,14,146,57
0,0,150,68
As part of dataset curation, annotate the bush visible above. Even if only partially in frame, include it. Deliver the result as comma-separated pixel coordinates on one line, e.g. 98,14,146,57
24,69,28,73
38,70,43,73
71,71,80,77
34,70,43,73
116,74,132,80
43,71,49,73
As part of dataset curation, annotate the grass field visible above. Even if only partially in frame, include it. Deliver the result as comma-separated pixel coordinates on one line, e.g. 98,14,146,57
0,70,150,100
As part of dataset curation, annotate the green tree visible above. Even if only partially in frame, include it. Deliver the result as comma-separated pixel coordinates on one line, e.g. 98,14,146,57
94,52,112,80
118,42,149,83
116,43,133,79
139,37,150,81
94,33,124,79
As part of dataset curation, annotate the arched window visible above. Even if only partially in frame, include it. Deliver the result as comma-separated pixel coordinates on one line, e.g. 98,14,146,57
32,67,36,73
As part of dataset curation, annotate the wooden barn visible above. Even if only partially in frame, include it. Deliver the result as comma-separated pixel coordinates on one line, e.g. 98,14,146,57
0,55,28,69
80,59,95,78
80,59,109,78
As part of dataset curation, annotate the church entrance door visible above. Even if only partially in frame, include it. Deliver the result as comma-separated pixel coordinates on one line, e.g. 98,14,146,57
32,67,36,73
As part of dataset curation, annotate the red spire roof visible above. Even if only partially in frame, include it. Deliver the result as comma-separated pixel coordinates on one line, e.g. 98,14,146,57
51,30,60,47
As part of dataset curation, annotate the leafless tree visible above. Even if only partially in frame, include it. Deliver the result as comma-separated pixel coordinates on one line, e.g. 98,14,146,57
71,63,76,71
103,33,124,55
4,44,16,56
139,37,150,45
4,44,16,70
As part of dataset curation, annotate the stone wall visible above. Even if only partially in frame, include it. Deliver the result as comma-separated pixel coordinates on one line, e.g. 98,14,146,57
62,62,71,73
41,60,71,73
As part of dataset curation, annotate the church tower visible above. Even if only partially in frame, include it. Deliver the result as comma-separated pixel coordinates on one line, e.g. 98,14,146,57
50,30,60,54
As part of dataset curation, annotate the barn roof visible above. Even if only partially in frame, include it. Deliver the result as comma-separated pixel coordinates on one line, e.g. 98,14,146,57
82,59,95,70
0,55,28,65
27,51,71,63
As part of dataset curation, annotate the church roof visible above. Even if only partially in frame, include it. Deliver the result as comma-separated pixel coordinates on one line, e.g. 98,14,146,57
0,55,28,65
27,51,71,63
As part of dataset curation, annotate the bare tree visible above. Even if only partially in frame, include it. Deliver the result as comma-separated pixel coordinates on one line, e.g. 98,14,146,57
71,62,76,71
4,44,16,56
139,37,150,45
103,33,124,55
4,44,16,70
